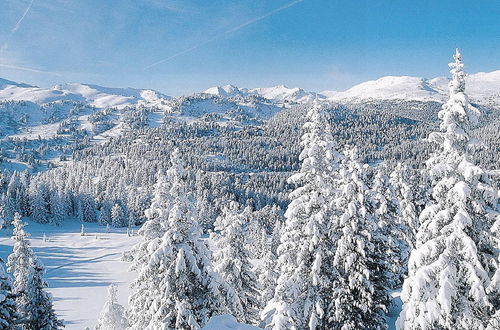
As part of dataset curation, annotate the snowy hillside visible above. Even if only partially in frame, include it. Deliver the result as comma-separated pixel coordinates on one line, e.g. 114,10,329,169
325,76,444,102
0,79,170,109
170,93,282,122
324,70,500,106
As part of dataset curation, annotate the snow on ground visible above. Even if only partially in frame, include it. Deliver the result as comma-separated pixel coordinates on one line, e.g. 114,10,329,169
0,218,405,330
0,218,140,330
202,315,262,330
8,122,62,140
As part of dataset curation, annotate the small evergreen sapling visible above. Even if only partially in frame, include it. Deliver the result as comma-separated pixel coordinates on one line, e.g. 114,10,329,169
95,284,128,330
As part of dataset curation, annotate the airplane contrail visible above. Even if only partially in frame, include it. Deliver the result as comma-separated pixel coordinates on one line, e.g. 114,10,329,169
144,0,305,70
13,0,36,33
0,0,36,53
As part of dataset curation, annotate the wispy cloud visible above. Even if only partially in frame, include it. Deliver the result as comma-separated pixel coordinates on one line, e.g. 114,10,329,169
144,0,305,70
0,0,36,54
226,0,304,35
0,63,61,76
143,0,190,13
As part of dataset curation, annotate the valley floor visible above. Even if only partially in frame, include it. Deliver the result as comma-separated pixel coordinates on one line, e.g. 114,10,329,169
0,219,139,330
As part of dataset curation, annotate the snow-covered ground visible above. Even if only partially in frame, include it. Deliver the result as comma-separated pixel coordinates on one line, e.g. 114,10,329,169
0,218,404,330
202,315,261,330
0,218,140,329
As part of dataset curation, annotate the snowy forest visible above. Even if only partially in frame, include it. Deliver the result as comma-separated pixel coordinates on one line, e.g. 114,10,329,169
0,48,499,330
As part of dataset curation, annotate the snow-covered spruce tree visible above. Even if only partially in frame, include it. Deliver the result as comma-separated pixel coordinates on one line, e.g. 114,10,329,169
7,213,63,329
246,216,269,259
265,100,342,330
210,202,260,325
4,171,30,220
258,218,282,315
95,284,128,330
24,259,64,330
77,195,97,223
327,147,388,330
0,258,19,328
7,213,34,320
30,183,49,223
111,203,126,227
127,149,232,330
0,202,5,229
4,172,21,222
397,49,499,330
369,165,408,289
486,218,500,327
389,162,419,250
49,191,65,226
98,201,112,226
125,169,171,267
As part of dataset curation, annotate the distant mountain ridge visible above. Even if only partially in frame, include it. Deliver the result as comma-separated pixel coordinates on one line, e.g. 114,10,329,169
1,69,500,110
203,70,500,106
0,80,171,109
203,84,322,104
322,70,500,106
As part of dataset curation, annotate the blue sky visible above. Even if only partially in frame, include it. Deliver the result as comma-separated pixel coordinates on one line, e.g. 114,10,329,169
0,0,499,95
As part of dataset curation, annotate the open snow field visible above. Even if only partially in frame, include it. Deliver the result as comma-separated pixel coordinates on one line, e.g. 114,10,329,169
0,219,140,330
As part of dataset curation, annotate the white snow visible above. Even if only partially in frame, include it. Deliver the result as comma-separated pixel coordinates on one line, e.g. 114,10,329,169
326,76,444,102
203,70,500,106
201,314,262,330
204,85,244,98
0,80,170,109
203,84,322,104
0,218,140,330
324,70,500,106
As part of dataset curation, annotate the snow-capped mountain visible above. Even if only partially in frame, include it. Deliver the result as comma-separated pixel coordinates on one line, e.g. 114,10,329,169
0,79,171,109
203,70,500,106
323,70,500,106
203,85,244,98
248,85,322,103
324,76,443,102
3,69,500,113
203,84,322,104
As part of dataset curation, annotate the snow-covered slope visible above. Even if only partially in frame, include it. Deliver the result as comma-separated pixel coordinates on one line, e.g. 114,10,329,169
0,79,170,109
324,70,500,105
170,93,282,121
248,85,321,103
326,76,444,102
204,84,322,104
204,85,244,98
202,315,262,330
